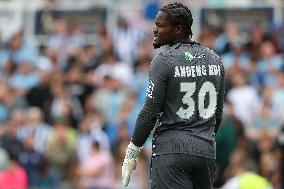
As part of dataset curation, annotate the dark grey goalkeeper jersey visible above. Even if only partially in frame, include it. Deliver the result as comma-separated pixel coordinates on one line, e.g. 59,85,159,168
143,42,225,159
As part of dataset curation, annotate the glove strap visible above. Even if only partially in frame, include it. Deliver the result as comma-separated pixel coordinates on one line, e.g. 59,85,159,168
125,142,143,159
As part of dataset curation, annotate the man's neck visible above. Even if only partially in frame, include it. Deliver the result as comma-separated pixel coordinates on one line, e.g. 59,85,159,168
170,37,192,46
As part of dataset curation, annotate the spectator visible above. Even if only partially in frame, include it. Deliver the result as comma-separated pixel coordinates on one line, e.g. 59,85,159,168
271,68,284,123
76,44,103,71
65,64,94,107
245,25,264,54
32,157,61,189
246,45,263,90
9,60,39,95
17,107,51,154
91,75,128,126
65,21,85,58
25,68,53,121
0,154,28,189
259,151,278,183
94,53,133,88
112,16,145,65
46,18,69,70
4,88,28,114
222,148,272,189
97,27,114,61
213,22,243,54
50,73,83,128
257,37,283,87
227,70,261,130
0,29,38,75
132,56,151,107
76,110,110,163
45,117,77,182
215,100,245,187
76,140,115,189
246,86,280,140
222,39,250,71
18,135,43,188
0,120,24,163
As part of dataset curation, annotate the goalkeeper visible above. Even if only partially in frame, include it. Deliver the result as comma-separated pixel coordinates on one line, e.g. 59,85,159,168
122,2,225,189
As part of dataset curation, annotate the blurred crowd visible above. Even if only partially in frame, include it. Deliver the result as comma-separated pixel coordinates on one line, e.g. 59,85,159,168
0,15,153,189
202,23,284,189
0,4,284,189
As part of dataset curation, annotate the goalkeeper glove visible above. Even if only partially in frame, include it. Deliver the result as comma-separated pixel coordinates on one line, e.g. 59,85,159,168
122,142,143,187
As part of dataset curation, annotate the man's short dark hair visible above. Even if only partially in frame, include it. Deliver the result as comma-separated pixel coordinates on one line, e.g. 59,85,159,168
160,2,193,36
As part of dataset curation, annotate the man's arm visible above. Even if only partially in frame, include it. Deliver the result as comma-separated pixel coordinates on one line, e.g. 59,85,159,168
131,107,160,147
131,53,170,146
122,53,171,186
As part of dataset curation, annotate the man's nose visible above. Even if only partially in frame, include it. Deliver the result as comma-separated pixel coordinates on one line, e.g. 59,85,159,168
152,27,157,34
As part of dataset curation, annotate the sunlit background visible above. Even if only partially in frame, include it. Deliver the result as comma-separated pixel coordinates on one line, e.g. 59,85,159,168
0,0,284,189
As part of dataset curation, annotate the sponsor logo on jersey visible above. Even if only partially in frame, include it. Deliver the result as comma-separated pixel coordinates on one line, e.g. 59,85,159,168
184,51,205,61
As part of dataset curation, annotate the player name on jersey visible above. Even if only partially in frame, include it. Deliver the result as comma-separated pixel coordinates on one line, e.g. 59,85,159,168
174,65,221,78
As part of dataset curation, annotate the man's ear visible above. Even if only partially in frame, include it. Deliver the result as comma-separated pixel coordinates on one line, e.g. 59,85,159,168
175,25,183,36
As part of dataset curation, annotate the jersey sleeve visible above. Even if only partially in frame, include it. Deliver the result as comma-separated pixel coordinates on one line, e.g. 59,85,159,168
131,53,171,147
144,53,171,110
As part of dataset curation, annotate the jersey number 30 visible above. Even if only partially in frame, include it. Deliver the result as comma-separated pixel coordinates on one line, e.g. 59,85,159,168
176,81,217,119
